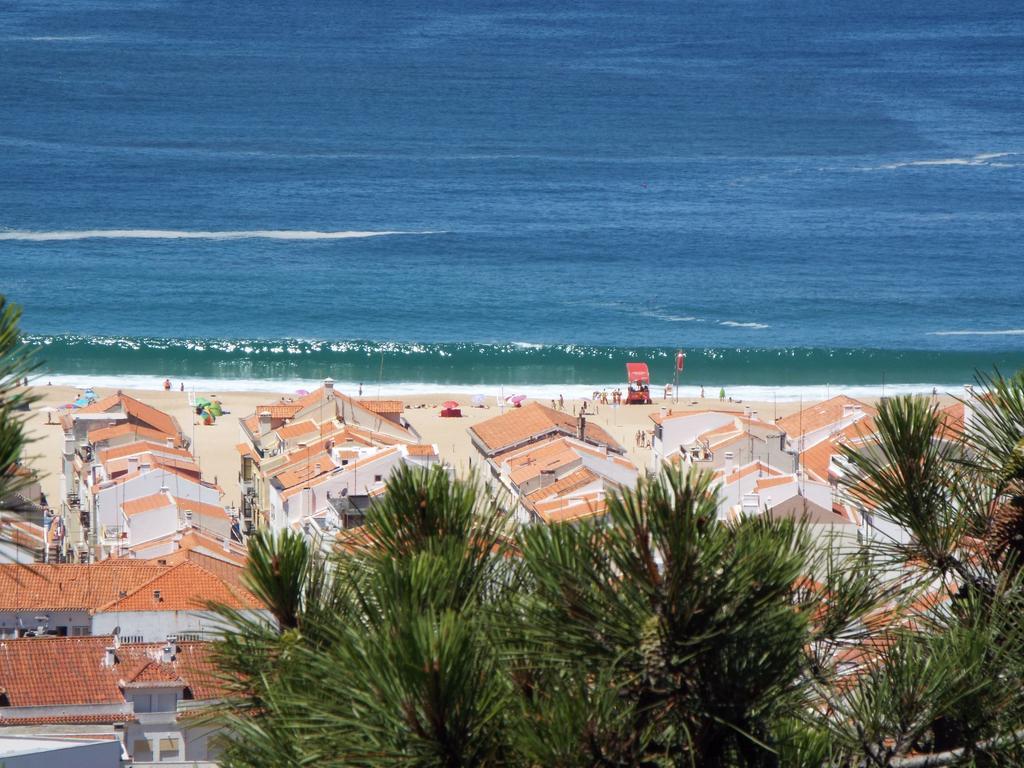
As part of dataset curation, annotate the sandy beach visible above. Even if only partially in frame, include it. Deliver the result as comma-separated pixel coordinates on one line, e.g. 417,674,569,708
18,383,956,518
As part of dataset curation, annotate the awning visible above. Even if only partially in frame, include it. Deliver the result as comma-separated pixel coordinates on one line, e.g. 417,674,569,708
626,362,650,384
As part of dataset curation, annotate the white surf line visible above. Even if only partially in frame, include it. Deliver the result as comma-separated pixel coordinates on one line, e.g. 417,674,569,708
930,329,1024,336
0,229,443,241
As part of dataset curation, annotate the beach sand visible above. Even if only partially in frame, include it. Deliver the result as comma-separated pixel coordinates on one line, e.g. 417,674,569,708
19,384,955,520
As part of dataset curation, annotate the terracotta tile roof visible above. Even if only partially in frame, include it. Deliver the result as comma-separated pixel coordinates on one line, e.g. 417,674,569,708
800,439,836,483
272,452,337,490
130,528,247,570
99,440,192,464
77,394,182,439
88,422,179,446
0,636,222,711
713,461,784,485
74,394,123,416
279,447,400,501
471,403,623,456
104,453,201,479
776,395,875,439
754,475,797,492
0,562,168,611
405,444,438,457
95,561,262,613
649,408,747,425
273,419,319,441
172,496,230,521
533,491,608,524
122,492,173,517
505,438,581,487
235,442,260,462
524,467,601,509
937,402,966,441
358,400,405,415
256,403,304,419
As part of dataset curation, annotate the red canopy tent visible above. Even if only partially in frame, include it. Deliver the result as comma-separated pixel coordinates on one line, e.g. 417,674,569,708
626,362,650,384
625,362,652,404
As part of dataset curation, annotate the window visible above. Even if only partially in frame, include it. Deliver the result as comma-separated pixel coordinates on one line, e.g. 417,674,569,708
133,739,153,761
133,693,152,713
71,626,89,636
158,737,180,760
374,474,382,483
156,693,177,712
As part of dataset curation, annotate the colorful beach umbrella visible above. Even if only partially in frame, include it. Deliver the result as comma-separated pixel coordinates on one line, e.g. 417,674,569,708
506,394,527,405
471,394,486,406
442,400,459,409
296,388,310,396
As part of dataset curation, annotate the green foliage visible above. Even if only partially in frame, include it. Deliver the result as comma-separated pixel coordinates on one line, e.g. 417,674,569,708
0,296,38,504
211,374,1024,768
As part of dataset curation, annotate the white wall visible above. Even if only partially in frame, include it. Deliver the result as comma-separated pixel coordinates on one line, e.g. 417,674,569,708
94,473,220,530
0,736,122,768
92,609,270,643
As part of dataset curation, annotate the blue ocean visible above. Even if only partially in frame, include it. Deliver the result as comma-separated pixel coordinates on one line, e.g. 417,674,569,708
2,0,1023,396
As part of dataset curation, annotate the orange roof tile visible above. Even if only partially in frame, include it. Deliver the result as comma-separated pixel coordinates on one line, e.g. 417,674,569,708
533,491,608,524
172,496,230,521
0,562,168,611
713,461,785,485
524,467,601,509
505,438,581,487
272,452,337,490
99,440,192,464
273,419,319,441
471,402,623,456
88,422,180,446
776,395,875,439
0,636,223,710
122,492,173,517
95,561,262,613
358,399,405,415
405,444,438,457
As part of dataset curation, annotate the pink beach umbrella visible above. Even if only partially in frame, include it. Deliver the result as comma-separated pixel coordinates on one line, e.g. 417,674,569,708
442,400,460,409
295,388,310,396
506,394,527,405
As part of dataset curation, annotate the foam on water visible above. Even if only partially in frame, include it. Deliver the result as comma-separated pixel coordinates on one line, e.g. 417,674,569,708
34,372,953,403
930,329,1024,336
0,229,441,241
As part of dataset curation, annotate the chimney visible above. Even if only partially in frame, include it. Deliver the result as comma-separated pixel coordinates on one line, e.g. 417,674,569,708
161,643,175,663
166,436,176,449
577,414,586,441
323,377,334,391
724,451,735,470
34,615,48,636
258,411,273,438
222,536,231,553
103,646,117,667
539,469,557,488
127,456,139,469
153,589,162,603
315,463,322,475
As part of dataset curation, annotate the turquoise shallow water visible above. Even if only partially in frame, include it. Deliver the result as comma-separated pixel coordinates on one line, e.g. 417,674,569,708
2,1,1023,389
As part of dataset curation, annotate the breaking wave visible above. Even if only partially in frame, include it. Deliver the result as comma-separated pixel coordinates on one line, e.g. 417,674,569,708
0,229,442,241
930,329,1024,336
19,334,1024,389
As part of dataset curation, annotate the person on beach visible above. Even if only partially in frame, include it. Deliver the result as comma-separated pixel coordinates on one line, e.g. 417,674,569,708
163,378,171,391
180,382,184,392
701,385,705,398
559,394,564,410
